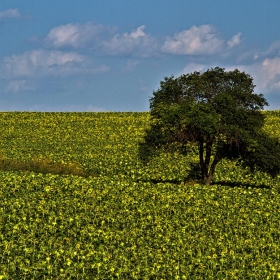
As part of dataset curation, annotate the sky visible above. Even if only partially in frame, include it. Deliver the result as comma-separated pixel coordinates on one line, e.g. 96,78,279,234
1,1,280,112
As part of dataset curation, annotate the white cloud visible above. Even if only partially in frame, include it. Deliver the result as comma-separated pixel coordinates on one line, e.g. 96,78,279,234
45,22,104,48
0,8,21,20
162,25,224,55
123,60,141,71
236,40,280,63
264,40,280,57
103,25,158,57
181,62,208,75
227,33,242,48
258,57,280,91
5,79,35,93
226,57,280,94
1,49,109,79
130,25,146,39
180,56,280,98
44,23,243,58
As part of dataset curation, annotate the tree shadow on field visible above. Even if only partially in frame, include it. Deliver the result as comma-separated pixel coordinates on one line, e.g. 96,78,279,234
140,178,272,189
148,178,183,185
138,163,272,189
212,180,271,189
185,162,273,189
136,177,183,185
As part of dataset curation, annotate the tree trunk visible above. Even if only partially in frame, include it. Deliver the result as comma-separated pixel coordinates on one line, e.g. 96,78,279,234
203,154,221,186
199,137,216,185
204,174,213,186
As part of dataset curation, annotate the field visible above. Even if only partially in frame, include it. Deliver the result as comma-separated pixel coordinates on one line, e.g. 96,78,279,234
1,111,280,279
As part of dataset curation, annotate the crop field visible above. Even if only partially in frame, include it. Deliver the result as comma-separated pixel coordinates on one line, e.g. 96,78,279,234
1,111,280,279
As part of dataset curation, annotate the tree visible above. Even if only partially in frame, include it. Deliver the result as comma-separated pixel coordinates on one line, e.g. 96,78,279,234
139,67,280,185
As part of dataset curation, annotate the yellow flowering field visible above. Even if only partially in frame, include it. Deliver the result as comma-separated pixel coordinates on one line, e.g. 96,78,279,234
0,111,280,279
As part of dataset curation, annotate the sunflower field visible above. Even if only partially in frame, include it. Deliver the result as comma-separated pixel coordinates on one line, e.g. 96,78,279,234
0,111,280,279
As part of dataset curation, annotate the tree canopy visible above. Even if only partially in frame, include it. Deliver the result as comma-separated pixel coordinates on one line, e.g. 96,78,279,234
139,67,280,185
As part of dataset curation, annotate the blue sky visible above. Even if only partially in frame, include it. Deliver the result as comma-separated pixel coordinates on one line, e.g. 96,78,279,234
1,0,280,111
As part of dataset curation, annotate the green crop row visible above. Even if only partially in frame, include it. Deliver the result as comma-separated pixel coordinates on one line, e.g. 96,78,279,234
0,111,280,279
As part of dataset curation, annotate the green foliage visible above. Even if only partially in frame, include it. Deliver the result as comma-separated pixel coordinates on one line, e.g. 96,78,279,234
0,111,280,278
140,67,280,185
